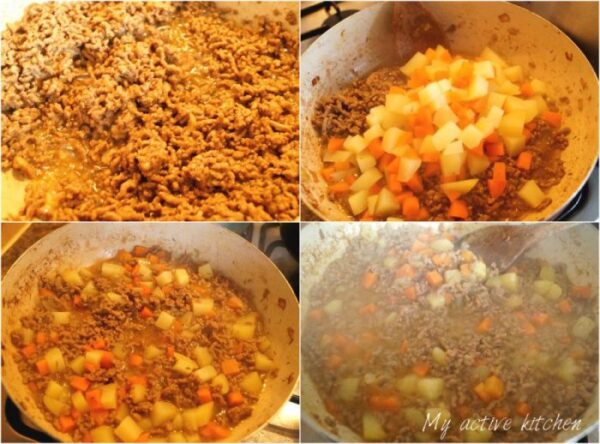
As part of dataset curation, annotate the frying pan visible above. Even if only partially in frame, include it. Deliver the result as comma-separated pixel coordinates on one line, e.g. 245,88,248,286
301,1,599,221
1,223,299,442
300,222,599,442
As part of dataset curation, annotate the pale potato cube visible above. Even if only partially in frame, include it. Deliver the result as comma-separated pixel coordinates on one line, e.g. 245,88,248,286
499,272,519,293
504,97,538,122
441,151,466,176
432,121,461,151
43,395,69,416
418,82,447,109
100,384,118,409
487,92,507,111
194,365,218,382
473,61,495,79
440,179,479,196
467,153,491,176
115,416,143,443
518,180,545,208
350,168,383,192
61,269,84,287
374,188,400,217
156,270,173,287
323,149,353,163
172,413,183,430
480,47,507,68
385,94,410,113
356,151,377,172
348,190,369,216
337,377,360,401
174,269,190,287
367,195,378,216
487,106,505,128
400,51,428,76
396,374,419,395
416,377,445,400
498,111,526,137
138,418,153,432
52,311,71,325
45,347,66,373
398,157,422,182
504,135,526,157
468,75,489,100
381,127,404,153
363,124,384,144
72,391,89,412
433,105,458,128
105,291,125,303
192,298,214,316
193,346,213,367
144,345,162,361
167,431,187,442
572,316,595,339
131,384,147,403
255,352,276,371
504,65,523,82
151,401,178,427
402,101,420,115
324,299,342,315
212,374,230,395
419,135,435,155
90,426,116,443
70,356,86,374
173,353,198,375
232,321,256,340
475,117,495,138
240,371,263,396
366,106,386,127
155,311,175,330
138,263,153,280
530,78,547,95
362,412,386,441
533,95,548,113
46,380,69,401
460,124,484,149
152,287,164,299
101,263,125,279
495,80,521,96
463,425,493,442
343,135,367,153
197,263,213,279
85,349,104,366
437,78,452,92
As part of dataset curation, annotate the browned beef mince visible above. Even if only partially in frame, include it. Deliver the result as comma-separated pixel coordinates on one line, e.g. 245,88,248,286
303,228,598,442
311,66,569,221
11,247,272,441
2,2,298,221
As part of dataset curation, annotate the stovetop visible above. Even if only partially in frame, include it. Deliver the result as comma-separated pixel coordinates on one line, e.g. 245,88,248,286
1,223,299,443
300,1,599,222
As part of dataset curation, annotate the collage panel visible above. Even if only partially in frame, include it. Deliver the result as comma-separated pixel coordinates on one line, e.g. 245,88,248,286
300,222,599,442
1,223,299,442
300,1,598,221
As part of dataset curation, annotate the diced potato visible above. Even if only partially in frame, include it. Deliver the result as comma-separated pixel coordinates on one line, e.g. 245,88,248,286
440,151,466,177
174,269,190,287
504,97,538,122
504,294,523,309
572,316,595,339
43,395,69,416
173,353,198,376
52,311,71,325
323,149,353,163
396,373,419,395
155,311,175,330
240,371,263,396
351,168,383,192
61,269,84,287
487,92,507,110
198,263,213,279
131,384,147,403
172,413,183,430
425,407,452,430
115,416,143,442
167,431,187,442
72,391,89,412
193,346,213,367
432,122,461,151
46,380,69,401
431,238,454,252
475,116,494,138
367,195,378,216
115,404,130,421
416,377,444,400
112,343,126,360
440,179,478,197
556,357,579,383
82,281,98,298
232,321,256,340
337,377,360,402
90,425,116,443
487,105,505,128
138,263,153,281
403,407,426,429
344,134,368,153
322,300,342,316
467,153,491,176
101,263,125,279
531,78,547,94
398,157,422,182
138,417,153,432
498,111,525,137
151,401,178,427
518,180,545,208
463,424,493,442
144,345,162,361
427,292,445,309
255,352,276,371
355,151,376,173
504,65,523,82
385,93,410,112
362,412,386,441
539,265,555,282
401,51,428,75
468,76,489,100
460,124,484,149
363,125,385,144
70,356,86,374
156,270,173,287
419,82,447,110
105,291,125,304
182,403,214,431
100,383,118,409
85,349,104,366
496,79,521,96
472,261,487,281
503,135,526,157
433,105,458,128
432,347,447,365
152,287,164,299
374,188,400,217
499,272,519,293
366,106,386,127
194,365,218,383
45,347,66,373
212,374,230,395
192,298,214,316
480,47,507,68
348,190,369,216
381,110,405,130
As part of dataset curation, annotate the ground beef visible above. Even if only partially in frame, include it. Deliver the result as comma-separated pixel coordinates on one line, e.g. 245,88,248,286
311,66,569,221
2,2,298,221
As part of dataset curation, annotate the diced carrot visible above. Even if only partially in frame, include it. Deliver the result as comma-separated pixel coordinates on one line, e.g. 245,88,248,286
329,181,351,194
389,86,405,94
327,137,345,153
468,97,487,114
140,306,153,319
84,361,98,373
35,332,48,345
82,432,93,443
396,264,416,279
333,160,351,171
197,384,213,404
368,182,383,196
404,287,417,301
91,338,107,350
378,153,395,170
485,141,505,157
36,359,50,376
132,246,149,257
488,175,506,199
221,358,240,375
139,286,151,298
417,207,430,221
226,296,244,310
571,284,592,299
58,415,76,433
90,409,109,426
136,432,151,443
452,62,473,88
39,288,56,298
408,68,429,88
325,354,343,370
456,405,472,420
412,361,430,377
100,351,114,369
426,270,443,287
516,151,533,170
531,312,550,326
85,389,103,411
431,254,450,268
423,162,441,177
200,422,230,440
368,393,400,412
226,390,244,407
70,376,90,392
320,167,335,182
345,174,356,185
492,406,510,419
402,196,420,219
361,271,378,289
129,354,144,367
448,199,469,219
515,401,531,417
476,317,492,334
309,308,325,321
386,157,400,174
396,191,415,205
421,150,440,163
414,123,434,137
484,375,504,399
21,344,37,359
166,345,175,358
127,375,148,386
359,303,378,316
492,162,506,182
541,111,561,128
387,173,403,193
522,322,537,336
558,299,573,314
117,249,133,262
406,173,423,193
367,138,384,159
473,382,492,403
469,142,485,157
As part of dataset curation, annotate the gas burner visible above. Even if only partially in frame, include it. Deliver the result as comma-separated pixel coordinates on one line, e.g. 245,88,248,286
301,2,358,40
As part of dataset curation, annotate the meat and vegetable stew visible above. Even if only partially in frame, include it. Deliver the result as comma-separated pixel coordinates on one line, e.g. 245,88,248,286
304,228,597,442
11,246,277,442
314,46,569,221
2,2,298,221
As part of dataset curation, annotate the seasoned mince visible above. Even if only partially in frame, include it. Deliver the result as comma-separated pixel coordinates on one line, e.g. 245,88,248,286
312,46,569,221
11,246,277,442
303,228,597,442
2,2,299,221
